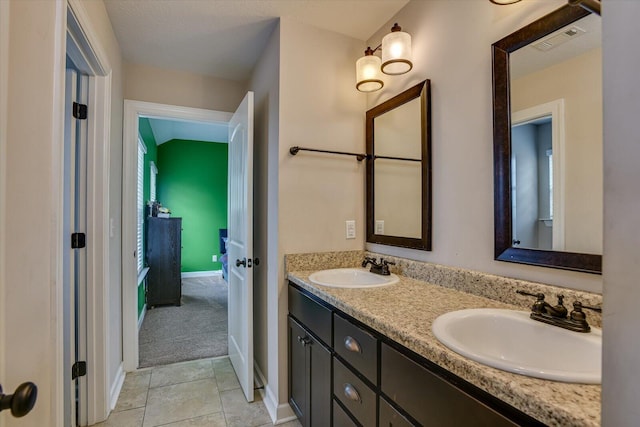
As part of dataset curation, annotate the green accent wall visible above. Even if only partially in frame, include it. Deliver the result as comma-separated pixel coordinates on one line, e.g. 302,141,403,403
157,139,228,272
138,118,158,319
138,280,146,317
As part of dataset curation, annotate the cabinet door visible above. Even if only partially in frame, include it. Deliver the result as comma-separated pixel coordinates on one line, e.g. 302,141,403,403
289,317,308,425
381,343,517,427
379,396,414,427
289,316,332,427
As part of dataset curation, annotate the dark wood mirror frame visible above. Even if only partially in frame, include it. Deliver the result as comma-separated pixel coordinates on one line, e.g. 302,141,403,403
492,4,601,274
366,80,432,250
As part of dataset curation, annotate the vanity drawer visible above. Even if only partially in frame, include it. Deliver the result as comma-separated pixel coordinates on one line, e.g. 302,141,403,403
379,396,415,427
333,357,376,427
381,343,517,427
333,313,378,384
288,285,332,345
333,399,358,427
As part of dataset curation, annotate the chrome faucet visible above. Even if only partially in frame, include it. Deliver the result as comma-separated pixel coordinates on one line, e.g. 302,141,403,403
362,257,395,276
517,290,601,333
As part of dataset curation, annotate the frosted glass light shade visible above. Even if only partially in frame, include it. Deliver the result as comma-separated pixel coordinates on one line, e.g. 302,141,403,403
356,54,383,92
381,30,412,75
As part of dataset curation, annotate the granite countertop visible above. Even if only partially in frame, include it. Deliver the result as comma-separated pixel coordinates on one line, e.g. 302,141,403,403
288,270,601,427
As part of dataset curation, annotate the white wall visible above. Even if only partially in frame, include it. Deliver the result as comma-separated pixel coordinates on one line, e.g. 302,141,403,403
364,0,602,294
248,22,281,417
276,16,367,406
124,62,247,112
602,1,640,425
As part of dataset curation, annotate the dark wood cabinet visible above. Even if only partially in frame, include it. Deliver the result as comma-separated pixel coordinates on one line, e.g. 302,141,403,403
288,316,331,427
381,343,518,427
146,217,182,307
288,282,545,427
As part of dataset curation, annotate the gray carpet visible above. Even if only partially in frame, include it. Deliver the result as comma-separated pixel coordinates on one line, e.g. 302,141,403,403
138,275,228,368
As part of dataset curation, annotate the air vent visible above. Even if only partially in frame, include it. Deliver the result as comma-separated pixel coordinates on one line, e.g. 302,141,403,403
532,26,587,52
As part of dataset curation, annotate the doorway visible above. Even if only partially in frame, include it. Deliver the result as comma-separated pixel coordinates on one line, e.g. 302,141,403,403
136,116,230,368
122,102,233,371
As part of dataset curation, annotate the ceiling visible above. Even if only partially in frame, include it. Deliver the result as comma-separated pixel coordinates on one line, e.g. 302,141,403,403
511,14,601,79
147,118,229,145
104,0,410,82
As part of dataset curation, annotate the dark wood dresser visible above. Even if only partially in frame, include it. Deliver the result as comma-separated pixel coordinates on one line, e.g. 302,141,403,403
146,217,182,307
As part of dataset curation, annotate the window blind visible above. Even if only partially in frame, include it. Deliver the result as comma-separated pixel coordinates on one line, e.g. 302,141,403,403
137,139,146,273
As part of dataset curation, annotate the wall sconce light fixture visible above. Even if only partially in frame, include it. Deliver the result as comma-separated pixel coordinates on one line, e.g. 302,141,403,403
356,23,413,92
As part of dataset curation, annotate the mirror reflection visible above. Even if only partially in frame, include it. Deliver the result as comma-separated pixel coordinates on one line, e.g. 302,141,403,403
374,98,422,238
366,80,431,250
509,14,602,255
492,4,602,273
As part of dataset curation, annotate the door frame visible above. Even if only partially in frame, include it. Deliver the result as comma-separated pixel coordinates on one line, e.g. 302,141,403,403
512,99,566,251
0,0,9,411
122,100,232,371
65,1,113,424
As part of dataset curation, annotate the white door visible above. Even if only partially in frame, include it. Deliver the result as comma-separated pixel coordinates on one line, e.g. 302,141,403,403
63,66,88,426
227,92,254,402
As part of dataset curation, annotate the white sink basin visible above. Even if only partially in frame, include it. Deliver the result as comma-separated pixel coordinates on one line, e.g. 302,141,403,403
308,268,399,288
432,308,602,384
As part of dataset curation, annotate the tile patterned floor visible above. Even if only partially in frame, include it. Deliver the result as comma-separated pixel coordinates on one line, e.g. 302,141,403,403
93,357,302,427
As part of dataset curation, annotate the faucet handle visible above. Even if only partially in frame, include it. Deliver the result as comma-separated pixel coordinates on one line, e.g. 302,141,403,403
382,259,395,266
362,256,376,267
569,301,592,332
579,302,602,313
516,290,545,299
516,290,546,314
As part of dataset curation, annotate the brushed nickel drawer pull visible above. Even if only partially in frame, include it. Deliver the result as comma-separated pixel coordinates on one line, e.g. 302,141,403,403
343,383,361,403
344,336,362,353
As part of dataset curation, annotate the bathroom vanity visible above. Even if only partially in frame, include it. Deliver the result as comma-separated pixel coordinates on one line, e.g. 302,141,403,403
287,259,601,427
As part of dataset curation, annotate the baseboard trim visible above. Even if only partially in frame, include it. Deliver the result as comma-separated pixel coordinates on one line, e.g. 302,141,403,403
254,363,297,425
109,363,125,411
181,270,221,278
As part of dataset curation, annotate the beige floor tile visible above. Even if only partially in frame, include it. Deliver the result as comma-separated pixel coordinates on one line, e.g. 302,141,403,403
159,411,227,426
93,408,145,427
220,388,272,427
114,371,151,412
143,378,222,427
213,360,241,392
149,359,214,388
212,357,232,369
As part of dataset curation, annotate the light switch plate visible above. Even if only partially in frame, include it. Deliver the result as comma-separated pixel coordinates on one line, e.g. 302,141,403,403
346,220,356,239
375,220,385,234
212,255,217,262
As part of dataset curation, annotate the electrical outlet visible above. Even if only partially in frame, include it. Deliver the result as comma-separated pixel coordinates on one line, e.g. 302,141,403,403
212,255,217,262
375,220,385,234
346,220,356,239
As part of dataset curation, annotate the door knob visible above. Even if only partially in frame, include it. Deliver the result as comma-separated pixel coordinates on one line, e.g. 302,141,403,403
0,382,38,417
236,258,246,268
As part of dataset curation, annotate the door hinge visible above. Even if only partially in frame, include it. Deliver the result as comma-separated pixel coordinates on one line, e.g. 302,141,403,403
72,361,87,380
71,232,86,249
72,102,88,120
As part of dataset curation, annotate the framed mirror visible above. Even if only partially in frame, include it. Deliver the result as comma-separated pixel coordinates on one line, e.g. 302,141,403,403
492,4,602,273
366,80,431,250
